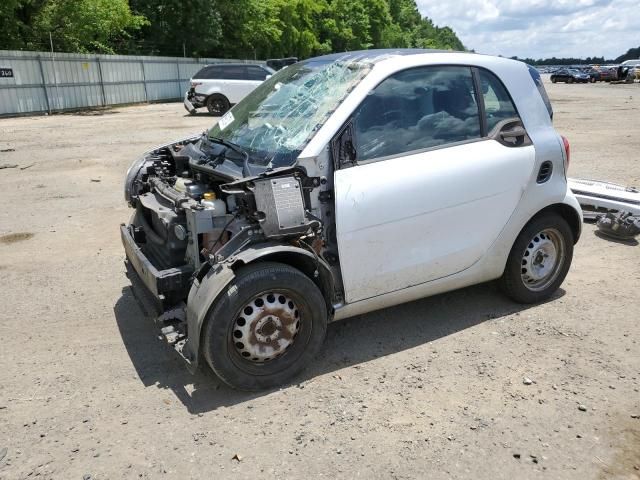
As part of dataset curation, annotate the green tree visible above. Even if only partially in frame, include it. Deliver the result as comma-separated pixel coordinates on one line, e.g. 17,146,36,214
130,0,220,56
271,0,330,58
33,0,147,53
330,0,370,51
213,0,282,59
615,46,640,63
0,0,26,49
0,0,467,58
0,0,48,50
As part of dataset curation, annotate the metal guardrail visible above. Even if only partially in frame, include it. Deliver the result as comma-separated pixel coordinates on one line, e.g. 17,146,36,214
0,50,261,116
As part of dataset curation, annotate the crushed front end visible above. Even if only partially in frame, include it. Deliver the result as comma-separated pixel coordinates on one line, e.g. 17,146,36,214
121,134,336,367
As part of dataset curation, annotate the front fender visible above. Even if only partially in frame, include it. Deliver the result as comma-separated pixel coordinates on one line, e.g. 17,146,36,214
184,263,236,371
184,244,333,371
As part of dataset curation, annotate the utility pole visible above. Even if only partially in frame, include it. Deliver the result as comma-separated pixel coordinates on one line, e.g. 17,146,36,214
49,32,61,111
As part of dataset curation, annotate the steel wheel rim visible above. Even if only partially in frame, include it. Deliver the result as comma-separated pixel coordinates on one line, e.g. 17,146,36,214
209,100,224,114
520,228,565,292
231,292,301,364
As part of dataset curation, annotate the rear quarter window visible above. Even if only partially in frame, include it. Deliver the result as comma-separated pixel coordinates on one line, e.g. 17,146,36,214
193,66,221,79
478,69,520,133
246,66,269,81
527,65,553,119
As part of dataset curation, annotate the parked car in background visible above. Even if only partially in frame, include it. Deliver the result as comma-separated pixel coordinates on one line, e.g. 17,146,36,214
266,57,298,71
123,50,581,390
594,66,618,82
578,67,600,82
550,68,590,83
621,59,640,80
184,63,275,115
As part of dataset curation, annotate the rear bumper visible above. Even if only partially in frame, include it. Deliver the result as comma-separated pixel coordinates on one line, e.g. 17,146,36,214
120,224,193,303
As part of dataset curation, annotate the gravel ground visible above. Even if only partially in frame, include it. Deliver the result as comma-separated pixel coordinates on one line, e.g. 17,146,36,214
0,80,639,480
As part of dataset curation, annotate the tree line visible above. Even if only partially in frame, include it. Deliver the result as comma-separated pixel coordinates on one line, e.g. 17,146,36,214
0,0,464,59
511,46,640,66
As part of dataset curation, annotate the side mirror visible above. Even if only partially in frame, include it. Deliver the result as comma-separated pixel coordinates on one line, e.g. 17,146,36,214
331,121,357,169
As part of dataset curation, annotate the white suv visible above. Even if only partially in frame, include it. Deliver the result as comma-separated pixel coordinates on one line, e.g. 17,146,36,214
184,63,275,115
125,50,582,390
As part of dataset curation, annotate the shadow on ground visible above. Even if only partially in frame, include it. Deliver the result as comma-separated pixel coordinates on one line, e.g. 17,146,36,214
183,111,217,118
114,281,563,414
594,230,639,246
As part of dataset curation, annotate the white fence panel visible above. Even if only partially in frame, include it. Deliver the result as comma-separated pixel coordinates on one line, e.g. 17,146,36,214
0,50,261,116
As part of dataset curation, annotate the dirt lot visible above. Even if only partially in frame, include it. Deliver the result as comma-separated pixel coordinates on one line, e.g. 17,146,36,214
0,80,639,480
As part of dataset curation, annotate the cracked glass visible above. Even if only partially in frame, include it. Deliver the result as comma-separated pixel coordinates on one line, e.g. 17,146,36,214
208,57,372,168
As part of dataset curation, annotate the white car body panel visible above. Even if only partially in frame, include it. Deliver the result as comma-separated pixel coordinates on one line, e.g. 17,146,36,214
291,51,580,315
333,188,581,321
195,79,262,105
335,139,535,303
186,64,273,111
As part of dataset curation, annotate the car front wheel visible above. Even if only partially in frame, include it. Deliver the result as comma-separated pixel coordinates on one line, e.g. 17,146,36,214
499,213,574,304
202,262,328,391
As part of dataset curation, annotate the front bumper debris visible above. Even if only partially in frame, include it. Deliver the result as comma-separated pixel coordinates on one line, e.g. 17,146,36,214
183,94,196,113
120,224,193,302
568,178,640,220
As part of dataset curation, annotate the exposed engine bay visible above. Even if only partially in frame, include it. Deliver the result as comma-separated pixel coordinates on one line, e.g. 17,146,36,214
121,134,342,311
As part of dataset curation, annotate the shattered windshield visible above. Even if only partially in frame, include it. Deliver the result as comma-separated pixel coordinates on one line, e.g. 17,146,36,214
208,57,371,168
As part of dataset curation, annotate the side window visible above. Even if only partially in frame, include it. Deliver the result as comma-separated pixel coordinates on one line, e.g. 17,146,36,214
246,66,269,81
353,66,481,162
527,65,553,119
220,66,245,80
478,69,519,133
194,66,220,79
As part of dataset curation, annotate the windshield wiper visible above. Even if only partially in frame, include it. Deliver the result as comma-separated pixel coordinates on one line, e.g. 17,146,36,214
205,136,256,177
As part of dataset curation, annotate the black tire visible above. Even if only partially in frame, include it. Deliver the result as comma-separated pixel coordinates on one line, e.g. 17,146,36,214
551,77,557,83
499,213,574,304
567,77,574,84
590,77,596,83
202,262,327,391
206,94,230,116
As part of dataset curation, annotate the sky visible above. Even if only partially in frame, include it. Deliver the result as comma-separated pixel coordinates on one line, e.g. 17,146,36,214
416,0,639,59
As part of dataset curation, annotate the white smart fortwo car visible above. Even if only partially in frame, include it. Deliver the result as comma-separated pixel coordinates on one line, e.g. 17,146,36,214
123,50,582,390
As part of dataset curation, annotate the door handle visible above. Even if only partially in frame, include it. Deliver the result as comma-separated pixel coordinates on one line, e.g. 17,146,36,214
500,126,527,140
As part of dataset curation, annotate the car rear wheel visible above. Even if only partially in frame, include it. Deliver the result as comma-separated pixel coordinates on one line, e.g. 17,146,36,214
590,77,596,83
567,77,574,84
206,94,230,116
499,213,573,304
202,262,328,391
551,77,557,83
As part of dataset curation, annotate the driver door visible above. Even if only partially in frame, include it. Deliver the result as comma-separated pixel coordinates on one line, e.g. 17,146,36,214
333,65,535,303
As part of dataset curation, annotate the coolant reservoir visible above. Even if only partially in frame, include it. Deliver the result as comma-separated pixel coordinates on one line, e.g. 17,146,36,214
174,178,207,199
201,192,226,215
174,177,189,193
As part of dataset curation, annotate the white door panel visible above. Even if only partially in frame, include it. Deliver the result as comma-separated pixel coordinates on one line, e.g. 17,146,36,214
335,139,535,303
